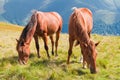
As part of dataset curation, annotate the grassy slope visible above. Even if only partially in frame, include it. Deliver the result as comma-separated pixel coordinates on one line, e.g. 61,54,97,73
0,22,120,80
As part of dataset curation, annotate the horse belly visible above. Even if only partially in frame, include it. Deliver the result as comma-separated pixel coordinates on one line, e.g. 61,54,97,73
47,25,58,35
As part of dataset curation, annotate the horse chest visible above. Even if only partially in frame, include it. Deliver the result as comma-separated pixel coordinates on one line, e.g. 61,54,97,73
35,27,44,36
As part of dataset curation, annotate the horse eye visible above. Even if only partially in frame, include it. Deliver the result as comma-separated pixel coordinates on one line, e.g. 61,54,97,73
21,43,24,46
19,41,25,46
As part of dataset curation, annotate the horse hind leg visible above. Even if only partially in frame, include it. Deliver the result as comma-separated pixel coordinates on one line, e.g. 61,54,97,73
50,36,54,56
34,34,40,58
55,31,60,56
42,33,50,59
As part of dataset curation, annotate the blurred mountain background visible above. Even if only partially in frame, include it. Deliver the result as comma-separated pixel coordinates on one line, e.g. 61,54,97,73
0,0,120,35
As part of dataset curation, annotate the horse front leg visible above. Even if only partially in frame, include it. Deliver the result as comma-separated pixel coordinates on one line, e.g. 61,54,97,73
67,36,75,64
80,43,87,69
82,55,90,69
34,34,40,58
55,31,60,56
42,33,50,59
83,56,87,69
50,36,54,56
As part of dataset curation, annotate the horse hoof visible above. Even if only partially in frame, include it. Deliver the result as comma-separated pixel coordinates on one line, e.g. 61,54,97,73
83,65,87,69
55,54,58,57
48,57,51,60
80,57,83,63
48,56,50,59
38,56,41,58
67,62,70,64
52,52,54,56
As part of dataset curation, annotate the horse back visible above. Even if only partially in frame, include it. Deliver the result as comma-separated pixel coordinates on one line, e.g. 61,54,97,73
50,12,63,26
69,8,93,33
36,11,62,36
37,11,62,25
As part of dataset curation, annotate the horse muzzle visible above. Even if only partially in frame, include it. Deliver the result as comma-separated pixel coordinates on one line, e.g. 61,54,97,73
18,59,27,65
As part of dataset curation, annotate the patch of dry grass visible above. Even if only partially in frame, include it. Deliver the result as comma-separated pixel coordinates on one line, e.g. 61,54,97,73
0,22,23,31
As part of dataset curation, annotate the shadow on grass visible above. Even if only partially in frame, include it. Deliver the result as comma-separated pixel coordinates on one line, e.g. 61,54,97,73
70,60,80,64
0,52,36,67
73,69,87,75
0,53,87,75
30,58,66,67
30,57,87,75
0,53,37,67
0,56,18,66
29,53,36,58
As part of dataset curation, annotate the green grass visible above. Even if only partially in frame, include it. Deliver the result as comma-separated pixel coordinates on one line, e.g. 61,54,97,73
0,22,120,80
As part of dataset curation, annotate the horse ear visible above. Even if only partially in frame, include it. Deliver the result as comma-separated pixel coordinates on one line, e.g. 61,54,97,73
95,41,100,47
16,39,19,43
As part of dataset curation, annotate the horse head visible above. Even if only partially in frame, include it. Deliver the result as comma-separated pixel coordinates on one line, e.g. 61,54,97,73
81,40,100,73
16,39,30,64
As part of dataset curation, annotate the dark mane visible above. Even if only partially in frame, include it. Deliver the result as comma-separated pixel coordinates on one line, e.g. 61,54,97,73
20,23,32,40
19,12,37,43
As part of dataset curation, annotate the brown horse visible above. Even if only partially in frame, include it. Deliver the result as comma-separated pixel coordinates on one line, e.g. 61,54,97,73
16,11,62,64
67,7,99,74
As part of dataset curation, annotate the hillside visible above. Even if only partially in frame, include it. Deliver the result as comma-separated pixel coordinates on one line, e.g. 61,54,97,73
0,0,120,35
0,22,23,31
0,22,120,80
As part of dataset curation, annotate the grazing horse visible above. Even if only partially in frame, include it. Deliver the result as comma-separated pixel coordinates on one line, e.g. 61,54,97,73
16,11,62,64
67,7,99,74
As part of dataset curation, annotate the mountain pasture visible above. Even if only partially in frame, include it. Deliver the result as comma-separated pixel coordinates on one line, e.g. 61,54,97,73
0,22,120,80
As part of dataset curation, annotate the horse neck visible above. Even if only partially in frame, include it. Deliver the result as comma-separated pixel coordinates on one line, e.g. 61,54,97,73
81,32,90,45
73,10,90,45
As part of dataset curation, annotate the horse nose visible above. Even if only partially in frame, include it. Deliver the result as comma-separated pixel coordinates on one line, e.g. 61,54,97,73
18,59,23,65
22,60,27,65
18,59,27,65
